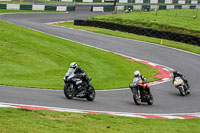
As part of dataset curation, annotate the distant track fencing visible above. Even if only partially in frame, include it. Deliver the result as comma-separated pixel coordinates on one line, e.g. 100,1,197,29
0,4,75,11
74,19,200,46
91,4,200,12
1,0,200,4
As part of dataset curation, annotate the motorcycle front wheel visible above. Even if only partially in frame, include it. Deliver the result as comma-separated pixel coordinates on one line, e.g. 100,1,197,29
86,85,95,101
178,86,186,96
64,83,75,99
133,90,141,105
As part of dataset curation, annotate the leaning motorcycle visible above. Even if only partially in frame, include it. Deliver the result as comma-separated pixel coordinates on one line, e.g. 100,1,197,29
173,77,190,96
64,74,95,101
130,77,153,105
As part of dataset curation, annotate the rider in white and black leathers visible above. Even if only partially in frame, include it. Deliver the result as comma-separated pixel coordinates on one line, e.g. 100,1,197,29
130,70,151,94
172,70,190,91
63,62,90,93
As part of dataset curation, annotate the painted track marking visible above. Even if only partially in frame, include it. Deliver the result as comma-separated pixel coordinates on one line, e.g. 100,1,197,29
1,102,200,119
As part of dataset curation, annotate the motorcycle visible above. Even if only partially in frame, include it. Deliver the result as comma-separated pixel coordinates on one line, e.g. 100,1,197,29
173,77,190,96
63,70,95,101
130,77,153,105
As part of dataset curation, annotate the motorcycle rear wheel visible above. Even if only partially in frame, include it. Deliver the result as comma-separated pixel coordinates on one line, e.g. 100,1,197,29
86,86,95,101
147,94,154,105
64,83,75,99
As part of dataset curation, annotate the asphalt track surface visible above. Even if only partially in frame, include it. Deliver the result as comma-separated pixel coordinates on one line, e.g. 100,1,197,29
0,7,200,114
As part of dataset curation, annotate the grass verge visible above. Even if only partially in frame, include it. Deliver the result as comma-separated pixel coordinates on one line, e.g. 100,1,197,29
0,21,159,90
0,108,200,133
56,21,200,54
88,9,200,37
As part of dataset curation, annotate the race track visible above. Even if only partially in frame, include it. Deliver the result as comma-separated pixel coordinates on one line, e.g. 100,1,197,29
0,7,200,114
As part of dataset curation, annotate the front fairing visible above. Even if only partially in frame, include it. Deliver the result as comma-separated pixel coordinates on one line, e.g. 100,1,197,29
132,77,142,88
66,68,75,80
174,77,184,87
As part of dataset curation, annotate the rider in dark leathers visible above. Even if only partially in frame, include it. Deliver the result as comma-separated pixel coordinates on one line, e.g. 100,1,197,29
63,62,90,96
172,70,190,93
130,70,151,95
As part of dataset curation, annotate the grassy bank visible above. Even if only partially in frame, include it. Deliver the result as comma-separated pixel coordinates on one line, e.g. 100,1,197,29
0,21,159,90
0,108,200,133
56,22,200,54
88,9,200,37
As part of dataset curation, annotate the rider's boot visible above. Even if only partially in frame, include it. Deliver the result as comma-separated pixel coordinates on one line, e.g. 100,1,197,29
186,89,191,94
184,80,190,88
184,80,190,94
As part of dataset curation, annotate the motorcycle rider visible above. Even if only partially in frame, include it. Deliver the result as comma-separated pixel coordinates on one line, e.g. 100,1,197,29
130,70,151,95
172,70,190,93
63,62,90,96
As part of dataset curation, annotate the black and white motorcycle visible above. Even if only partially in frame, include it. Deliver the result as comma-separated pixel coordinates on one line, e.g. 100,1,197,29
173,77,190,96
63,68,95,101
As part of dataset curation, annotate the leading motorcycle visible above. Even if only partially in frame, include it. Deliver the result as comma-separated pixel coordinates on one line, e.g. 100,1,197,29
130,77,153,105
63,70,95,101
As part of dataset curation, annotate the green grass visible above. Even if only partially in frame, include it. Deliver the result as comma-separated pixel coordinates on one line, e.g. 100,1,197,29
0,108,200,133
88,9,200,37
0,21,159,90
56,22,200,54
0,9,63,13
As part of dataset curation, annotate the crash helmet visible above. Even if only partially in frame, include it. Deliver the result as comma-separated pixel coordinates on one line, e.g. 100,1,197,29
70,62,78,69
173,70,178,75
134,70,140,78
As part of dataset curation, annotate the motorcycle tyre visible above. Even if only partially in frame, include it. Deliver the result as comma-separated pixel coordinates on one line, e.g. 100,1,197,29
133,93,141,105
64,83,74,99
179,86,186,96
86,85,95,101
147,94,154,105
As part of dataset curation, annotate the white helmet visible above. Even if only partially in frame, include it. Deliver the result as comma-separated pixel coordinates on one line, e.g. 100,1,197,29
70,62,78,69
134,70,140,77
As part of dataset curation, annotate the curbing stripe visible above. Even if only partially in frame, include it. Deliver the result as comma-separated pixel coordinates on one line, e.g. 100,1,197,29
137,114,167,119
0,102,200,119
10,105,55,111
0,105,10,107
159,115,185,119
126,57,172,82
175,115,200,119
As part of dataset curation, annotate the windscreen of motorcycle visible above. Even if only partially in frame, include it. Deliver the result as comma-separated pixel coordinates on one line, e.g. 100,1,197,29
133,77,142,86
66,68,75,80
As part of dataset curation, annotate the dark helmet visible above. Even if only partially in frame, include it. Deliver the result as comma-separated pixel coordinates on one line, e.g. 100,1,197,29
70,62,78,69
173,70,177,75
